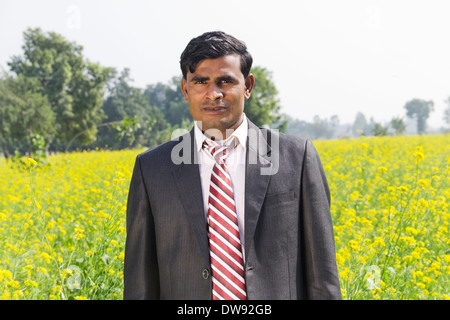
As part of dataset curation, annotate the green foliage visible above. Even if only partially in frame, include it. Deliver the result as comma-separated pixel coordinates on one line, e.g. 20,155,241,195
157,76,192,126
245,66,284,129
404,98,434,134
352,112,370,137
0,29,286,156
112,116,140,147
0,72,54,157
390,116,406,135
8,27,112,146
372,122,389,137
285,114,341,139
98,68,170,149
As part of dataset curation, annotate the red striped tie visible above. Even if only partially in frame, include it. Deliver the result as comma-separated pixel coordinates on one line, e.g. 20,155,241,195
203,138,247,300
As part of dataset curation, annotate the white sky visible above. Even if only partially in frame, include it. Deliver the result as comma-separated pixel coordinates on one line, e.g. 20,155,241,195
1,0,449,128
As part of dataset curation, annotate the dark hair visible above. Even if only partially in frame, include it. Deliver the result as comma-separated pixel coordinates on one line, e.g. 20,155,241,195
180,31,253,79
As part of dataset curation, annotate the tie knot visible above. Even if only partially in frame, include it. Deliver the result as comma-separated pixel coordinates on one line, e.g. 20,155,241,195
202,137,236,164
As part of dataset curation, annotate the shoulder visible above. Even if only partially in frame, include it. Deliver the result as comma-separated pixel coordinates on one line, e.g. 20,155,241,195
258,126,311,151
137,131,193,165
258,126,324,168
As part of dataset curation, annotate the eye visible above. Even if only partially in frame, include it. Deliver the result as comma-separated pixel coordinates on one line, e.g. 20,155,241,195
218,79,233,85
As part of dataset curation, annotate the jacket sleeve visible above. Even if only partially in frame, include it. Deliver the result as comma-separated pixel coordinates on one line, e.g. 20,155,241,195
123,154,160,299
301,140,341,299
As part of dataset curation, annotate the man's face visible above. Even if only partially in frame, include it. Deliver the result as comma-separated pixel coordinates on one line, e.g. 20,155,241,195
181,54,254,139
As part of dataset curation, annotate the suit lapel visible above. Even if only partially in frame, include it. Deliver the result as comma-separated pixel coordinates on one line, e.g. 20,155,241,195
171,129,210,264
244,121,273,261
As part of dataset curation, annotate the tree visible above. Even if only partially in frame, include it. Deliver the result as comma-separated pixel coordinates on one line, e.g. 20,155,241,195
144,76,192,129
307,115,340,139
102,68,148,122
245,66,284,129
8,28,112,148
390,116,406,135
0,72,54,158
404,98,434,134
372,122,388,136
285,114,310,138
144,82,167,111
164,76,192,126
98,68,169,149
0,72,19,159
352,112,369,136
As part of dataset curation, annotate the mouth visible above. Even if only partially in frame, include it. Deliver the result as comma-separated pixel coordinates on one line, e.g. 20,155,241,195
202,106,227,114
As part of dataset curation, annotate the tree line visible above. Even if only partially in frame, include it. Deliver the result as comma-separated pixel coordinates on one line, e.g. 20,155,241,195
1,28,449,161
0,28,284,161
286,96,443,141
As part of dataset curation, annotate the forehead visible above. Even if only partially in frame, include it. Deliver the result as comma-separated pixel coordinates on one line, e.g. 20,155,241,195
189,54,243,78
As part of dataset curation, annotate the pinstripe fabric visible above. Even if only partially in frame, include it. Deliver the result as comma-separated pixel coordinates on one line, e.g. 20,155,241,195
203,138,246,300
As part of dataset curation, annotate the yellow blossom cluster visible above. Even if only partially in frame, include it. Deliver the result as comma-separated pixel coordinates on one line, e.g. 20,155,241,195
315,134,449,299
0,149,137,300
1,133,448,300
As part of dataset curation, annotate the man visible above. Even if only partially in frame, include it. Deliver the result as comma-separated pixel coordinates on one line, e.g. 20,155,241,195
123,31,341,300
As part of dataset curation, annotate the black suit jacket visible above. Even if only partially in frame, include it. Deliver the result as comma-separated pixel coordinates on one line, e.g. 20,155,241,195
123,120,341,299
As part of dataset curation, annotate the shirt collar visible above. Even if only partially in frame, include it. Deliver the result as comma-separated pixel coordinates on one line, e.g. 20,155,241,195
195,114,248,153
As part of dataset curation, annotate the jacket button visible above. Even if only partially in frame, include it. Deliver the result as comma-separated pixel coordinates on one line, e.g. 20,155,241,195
202,269,210,279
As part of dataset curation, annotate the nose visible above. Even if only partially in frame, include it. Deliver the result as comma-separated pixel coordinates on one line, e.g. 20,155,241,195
206,83,223,101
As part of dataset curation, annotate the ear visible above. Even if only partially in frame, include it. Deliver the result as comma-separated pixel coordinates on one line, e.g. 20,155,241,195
244,74,255,100
181,77,189,102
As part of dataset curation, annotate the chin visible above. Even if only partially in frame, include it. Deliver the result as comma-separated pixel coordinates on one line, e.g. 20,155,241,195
199,118,225,129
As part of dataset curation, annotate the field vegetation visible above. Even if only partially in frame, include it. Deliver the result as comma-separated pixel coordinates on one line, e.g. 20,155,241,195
0,134,448,299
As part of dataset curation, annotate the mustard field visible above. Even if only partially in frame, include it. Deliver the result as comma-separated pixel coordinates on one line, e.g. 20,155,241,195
0,134,449,300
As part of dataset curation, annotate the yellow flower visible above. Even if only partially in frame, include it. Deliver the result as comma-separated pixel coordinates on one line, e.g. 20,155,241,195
61,269,74,279
417,199,429,208
12,290,23,300
405,227,419,236
0,269,13,281
5,280,20,288
24,279,38,287
85,249,95,256
373,237,385,247
27,158,38,166
422,276,433,284
417,179,430,188
40,252,52,264
109,239,118,247
37,267,48,274
348,240,360,251
413,150,424,162
0,289,11,300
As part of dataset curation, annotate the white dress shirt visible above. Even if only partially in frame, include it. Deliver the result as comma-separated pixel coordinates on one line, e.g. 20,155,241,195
194,115,247,260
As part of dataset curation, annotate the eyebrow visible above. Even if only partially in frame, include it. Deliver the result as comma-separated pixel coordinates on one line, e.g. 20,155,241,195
190,76,209,83
217,75,236,82
190,75,238,83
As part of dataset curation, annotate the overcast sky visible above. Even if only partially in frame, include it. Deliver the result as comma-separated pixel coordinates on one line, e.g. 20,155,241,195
1,0,449,128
